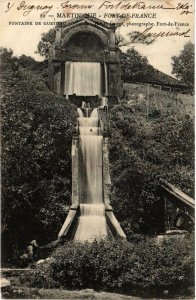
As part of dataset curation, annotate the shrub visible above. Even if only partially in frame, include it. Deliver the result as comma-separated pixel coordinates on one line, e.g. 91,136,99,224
1,48,77,257
109,101,194,235
20,236,194,298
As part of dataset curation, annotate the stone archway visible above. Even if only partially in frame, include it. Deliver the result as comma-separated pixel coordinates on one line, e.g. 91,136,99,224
48,17,122,102
61,25,109,50
64,31,105,62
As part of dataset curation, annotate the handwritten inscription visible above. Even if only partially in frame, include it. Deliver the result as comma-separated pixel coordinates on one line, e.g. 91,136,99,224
5,1,53,17
131,26,191,43
61,1,93,9
98,1,166,10
4,1,193,17
176,3,193,14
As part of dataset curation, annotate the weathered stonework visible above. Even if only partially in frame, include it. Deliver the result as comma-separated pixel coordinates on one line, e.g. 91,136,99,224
48,16,122,103
98,106,110,136
58,134,79,239
103,138,126,238
103,137,112,208
71,136,79,206
58,108,126,240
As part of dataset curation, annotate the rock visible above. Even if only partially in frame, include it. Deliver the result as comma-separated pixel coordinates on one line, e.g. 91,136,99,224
138,93,145,100
82,288,95,293
36,259,45,265
1,277,11,288
165,229,188,235
128,100,134,106
36,257,51,264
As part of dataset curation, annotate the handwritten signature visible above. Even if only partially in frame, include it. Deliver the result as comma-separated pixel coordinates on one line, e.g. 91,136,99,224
4,1,193,17
130,26,191,43
5,1,53,18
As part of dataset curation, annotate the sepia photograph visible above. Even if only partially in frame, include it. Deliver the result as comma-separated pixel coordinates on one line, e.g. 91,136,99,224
1,0,195,298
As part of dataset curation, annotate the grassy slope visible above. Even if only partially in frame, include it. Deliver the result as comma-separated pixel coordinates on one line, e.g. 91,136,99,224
123,83,194,117
3,286,140,299
108,82,194,234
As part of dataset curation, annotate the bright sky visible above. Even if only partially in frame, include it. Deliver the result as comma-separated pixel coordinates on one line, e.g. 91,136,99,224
0,0,194,76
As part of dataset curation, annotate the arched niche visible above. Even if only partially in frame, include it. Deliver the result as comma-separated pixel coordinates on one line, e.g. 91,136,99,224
61,24,109,50
48,17,122,100
64,31,105,61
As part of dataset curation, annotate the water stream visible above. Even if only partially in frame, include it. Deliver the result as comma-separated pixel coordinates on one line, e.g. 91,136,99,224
74,108,108,241
64,62,102,96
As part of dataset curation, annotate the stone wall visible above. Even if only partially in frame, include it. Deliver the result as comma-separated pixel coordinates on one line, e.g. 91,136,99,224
102,137,112,208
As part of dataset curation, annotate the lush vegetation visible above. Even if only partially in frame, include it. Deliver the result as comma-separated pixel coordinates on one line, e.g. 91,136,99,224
1,48,77,260
2,286,135,300
1,46,194,299
20,236,194,298
1,47,194,258
121,47,190,91
36,28,56,57
121,48,152,83
171,41,194,90
109,83,194,237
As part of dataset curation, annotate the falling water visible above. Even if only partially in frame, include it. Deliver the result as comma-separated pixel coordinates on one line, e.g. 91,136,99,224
90,108,98,118
79,134,103,203
81,101,86,109
64,62,102,96
79,127,101,136
85,108,90,117
78,117,98,127
77,108,83,117
74,108,108,241
74,203,107,241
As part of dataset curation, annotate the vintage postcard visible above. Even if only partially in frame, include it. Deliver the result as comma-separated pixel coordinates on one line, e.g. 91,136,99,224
1,0,194,299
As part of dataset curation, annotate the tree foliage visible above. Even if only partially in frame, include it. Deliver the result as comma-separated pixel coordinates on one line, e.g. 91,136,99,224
36,29,56,57
20,236,194,298
171,42,194,89
109,93,194,236
1,46,194,263
1,48,77,257
121,48,152,83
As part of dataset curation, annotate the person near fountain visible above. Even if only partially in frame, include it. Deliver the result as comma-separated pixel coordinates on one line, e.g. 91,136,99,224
26,240,39,261
26,243,33,262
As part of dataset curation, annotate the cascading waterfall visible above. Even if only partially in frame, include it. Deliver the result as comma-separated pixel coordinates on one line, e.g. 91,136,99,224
74,108,108,241
77,108,83,117
74,203,107,241
78,117,98,128
64,62,102,97
90,108,99,118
